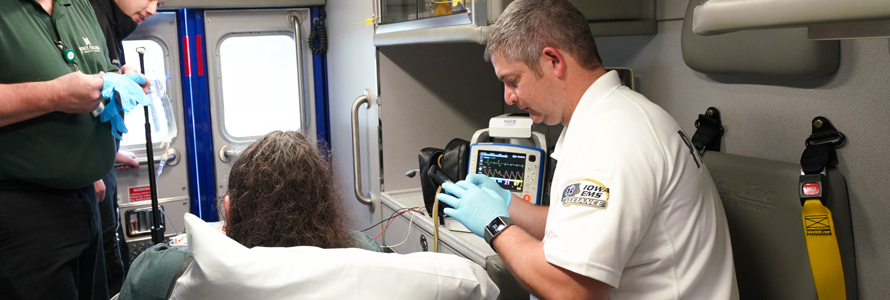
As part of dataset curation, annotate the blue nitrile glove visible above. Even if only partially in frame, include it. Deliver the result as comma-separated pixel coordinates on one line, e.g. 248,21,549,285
99,93,119,124
99,93,128,139
123,73,152,107
101,73,151,111
436,180,510,237
125,72,146,85
98,73,152,139
465,174,513,208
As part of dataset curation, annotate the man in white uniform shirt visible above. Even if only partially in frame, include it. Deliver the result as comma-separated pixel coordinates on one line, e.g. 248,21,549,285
436,0,739,298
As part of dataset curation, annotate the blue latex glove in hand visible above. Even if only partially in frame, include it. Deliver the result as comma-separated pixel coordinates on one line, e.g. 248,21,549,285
99,93,128,139
98,73,152,139
101,73,151,110
465,174,513,207
436,180,510,237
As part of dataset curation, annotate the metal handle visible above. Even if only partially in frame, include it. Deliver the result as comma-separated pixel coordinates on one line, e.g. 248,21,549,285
136,154,175,166
120,148,181,167
218,145,241,163
351,92,372,205
289,12,310,133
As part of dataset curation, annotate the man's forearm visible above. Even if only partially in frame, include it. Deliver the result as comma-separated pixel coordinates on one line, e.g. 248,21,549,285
493,226,611,300
0,82,56,127
508,196,549,240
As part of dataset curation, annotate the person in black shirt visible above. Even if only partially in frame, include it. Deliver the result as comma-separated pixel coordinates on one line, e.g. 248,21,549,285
88,0,162,295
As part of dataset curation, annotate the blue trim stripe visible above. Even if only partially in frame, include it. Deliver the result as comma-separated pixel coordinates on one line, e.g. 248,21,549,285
311,6,332,152
178,9,218,221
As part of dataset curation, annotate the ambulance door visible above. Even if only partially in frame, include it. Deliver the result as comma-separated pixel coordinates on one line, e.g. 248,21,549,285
202,9,317,207
116,12,190,255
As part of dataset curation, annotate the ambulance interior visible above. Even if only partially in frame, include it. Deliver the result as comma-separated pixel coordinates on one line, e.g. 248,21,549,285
104,0,889,298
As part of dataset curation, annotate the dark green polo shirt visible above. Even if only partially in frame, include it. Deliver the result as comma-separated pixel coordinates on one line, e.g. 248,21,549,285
0,0,118,189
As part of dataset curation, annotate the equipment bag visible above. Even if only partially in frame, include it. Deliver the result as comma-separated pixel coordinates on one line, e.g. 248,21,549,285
418,138,471,221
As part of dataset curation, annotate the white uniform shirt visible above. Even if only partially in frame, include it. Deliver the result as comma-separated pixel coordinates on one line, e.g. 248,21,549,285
542,71,738,299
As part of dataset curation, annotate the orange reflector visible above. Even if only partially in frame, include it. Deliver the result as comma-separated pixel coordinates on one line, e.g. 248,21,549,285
802,183,821,196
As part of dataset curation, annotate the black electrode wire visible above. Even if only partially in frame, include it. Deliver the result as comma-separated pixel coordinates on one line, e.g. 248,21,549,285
360,206,423,232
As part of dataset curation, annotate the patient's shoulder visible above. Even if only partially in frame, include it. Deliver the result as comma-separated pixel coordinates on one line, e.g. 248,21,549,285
120,244,192,300
349,230,382,252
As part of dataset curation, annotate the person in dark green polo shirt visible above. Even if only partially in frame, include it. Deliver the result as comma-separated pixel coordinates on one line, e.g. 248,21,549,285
0,0,125,298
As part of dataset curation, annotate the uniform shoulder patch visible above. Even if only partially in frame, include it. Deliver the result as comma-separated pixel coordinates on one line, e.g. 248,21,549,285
561,179,610,209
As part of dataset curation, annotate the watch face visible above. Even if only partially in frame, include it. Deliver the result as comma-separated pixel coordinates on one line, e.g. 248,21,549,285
485,216,513,250
487,216,512,236
487,219,503,233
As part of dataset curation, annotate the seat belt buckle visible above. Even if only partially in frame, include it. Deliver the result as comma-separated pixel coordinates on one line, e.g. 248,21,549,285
799,172,825,206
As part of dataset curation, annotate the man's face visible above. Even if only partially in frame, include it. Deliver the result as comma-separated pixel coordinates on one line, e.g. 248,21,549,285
491,54,562,126
115,0,164,23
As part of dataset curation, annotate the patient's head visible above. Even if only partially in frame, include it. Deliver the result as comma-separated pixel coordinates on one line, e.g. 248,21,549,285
224,131,352,249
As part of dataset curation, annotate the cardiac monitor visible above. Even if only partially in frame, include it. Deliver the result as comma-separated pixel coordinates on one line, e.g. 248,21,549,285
468,143,545,205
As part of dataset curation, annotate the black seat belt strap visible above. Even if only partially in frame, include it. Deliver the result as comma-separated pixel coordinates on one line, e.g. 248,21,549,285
798,116,850,300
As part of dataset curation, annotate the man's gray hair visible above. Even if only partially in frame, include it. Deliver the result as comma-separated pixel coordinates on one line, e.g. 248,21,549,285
484,0,602,76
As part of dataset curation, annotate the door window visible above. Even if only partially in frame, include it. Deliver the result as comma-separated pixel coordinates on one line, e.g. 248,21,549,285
218,34,302,139
120,39,174,147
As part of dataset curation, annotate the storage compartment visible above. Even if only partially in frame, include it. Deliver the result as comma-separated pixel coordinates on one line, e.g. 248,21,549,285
380,0,469,24
374,0,655,45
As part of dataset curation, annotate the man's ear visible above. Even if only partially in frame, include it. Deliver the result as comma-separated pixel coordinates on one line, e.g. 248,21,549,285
541,47,566,78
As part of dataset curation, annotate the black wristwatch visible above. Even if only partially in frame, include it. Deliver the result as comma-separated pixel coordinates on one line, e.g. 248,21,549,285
484,216,515,251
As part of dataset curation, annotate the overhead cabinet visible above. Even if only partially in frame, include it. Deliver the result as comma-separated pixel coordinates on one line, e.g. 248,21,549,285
373,0,655,46
692,0,890,40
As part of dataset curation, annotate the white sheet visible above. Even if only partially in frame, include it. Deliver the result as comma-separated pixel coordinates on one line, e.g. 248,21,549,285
170,213,499,300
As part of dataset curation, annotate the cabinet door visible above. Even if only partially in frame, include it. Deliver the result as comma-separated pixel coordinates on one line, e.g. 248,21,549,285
571,0,644,20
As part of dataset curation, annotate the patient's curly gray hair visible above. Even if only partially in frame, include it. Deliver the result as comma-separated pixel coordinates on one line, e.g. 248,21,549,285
225,130,352,249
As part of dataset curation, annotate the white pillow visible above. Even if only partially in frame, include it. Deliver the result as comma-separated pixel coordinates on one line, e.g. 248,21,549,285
170,213,499,300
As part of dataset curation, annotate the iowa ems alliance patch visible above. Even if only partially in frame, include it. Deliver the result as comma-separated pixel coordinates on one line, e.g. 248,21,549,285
561,179,610,209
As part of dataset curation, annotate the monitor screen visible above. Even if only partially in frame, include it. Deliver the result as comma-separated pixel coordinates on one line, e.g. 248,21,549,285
477,150,526,192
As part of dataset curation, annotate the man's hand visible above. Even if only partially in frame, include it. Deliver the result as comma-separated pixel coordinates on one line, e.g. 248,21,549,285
93,179,106,202
436,180,510,237
119,64,151,94
51,72,104,113
116,151,140,171
465,174,513,207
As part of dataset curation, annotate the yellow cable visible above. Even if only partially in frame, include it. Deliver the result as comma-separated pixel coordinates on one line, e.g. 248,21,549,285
802,199,846,300
433,186,443,253
432,156,446,253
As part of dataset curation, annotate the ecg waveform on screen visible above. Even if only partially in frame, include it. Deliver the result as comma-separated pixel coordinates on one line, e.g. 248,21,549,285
478,151,526,192
480,169,524,183
480,169,524,191
481,160,524,168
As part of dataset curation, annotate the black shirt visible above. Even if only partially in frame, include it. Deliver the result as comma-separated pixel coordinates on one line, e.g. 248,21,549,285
89,0,138,67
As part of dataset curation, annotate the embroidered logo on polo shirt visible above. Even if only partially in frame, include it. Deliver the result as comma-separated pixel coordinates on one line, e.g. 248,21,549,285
78,37,101,54
561,179,610,209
